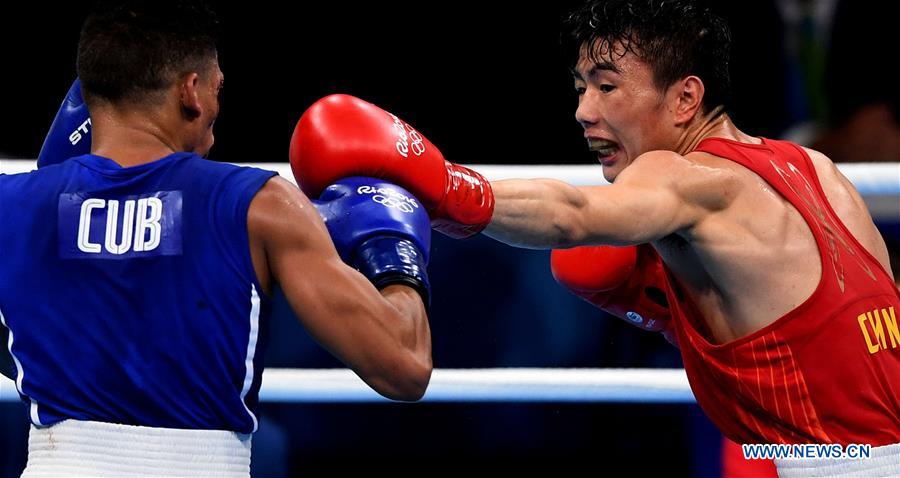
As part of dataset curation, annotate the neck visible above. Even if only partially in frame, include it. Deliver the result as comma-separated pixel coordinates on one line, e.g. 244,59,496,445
89,105,185,168
671,107,758,156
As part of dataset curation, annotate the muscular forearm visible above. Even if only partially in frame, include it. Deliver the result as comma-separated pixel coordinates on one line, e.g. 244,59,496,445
380,285,431,354
368,285,432,400
483,178,588,249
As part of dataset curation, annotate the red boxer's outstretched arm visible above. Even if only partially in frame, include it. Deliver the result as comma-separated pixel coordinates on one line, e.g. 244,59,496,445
485,151,723,248
290,95,723,250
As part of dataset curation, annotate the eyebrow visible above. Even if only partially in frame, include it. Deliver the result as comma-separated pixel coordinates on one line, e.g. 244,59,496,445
571,61,621,80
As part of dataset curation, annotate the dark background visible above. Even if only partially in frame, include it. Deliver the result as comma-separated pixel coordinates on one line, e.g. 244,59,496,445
1,1,896,477
5,1,874,163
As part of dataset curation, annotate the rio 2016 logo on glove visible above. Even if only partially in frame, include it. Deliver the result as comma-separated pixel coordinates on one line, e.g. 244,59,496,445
356,185,420,213
388,113,426,158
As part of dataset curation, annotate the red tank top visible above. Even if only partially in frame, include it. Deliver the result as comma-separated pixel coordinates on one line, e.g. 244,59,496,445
670,137,900,446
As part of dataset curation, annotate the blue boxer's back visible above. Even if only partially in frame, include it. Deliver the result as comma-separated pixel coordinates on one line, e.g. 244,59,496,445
0,153,276,433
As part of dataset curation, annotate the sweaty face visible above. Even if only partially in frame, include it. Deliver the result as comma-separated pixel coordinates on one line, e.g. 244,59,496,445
572,42,676,182
193,61,224,157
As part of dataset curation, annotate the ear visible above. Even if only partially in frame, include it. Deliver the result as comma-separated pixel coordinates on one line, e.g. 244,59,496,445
179,72,203,120
672,75,705,125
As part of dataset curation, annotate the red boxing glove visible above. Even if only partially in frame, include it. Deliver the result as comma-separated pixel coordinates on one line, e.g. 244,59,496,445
551,244,677,345
290,94,494,238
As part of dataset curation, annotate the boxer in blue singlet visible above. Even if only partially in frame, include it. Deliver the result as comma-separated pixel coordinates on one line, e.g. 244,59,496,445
0,2,433,476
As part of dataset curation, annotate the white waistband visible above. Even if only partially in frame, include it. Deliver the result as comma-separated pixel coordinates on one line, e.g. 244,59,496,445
22,420,252,477
775,443,900,477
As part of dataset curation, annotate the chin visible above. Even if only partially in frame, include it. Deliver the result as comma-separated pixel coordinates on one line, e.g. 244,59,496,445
602,166,621,183
196,138,214,158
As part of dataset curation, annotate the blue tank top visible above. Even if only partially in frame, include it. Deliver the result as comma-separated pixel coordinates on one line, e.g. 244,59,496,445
0,153,277,433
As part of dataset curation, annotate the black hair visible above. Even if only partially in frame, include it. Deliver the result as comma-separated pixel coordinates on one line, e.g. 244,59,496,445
77,0,220,106
563,0,732,114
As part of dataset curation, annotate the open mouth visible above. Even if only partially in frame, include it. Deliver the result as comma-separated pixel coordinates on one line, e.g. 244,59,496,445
587,138,619,162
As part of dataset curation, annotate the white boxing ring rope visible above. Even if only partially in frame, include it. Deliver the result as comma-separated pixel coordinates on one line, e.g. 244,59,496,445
0,160,898,209
0,160,898,405
1,160,897,218
1,368,693,403
0,159,897,194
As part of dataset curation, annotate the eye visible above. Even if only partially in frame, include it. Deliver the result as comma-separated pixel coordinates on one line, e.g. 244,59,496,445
575,86,586,96
599,84,616,93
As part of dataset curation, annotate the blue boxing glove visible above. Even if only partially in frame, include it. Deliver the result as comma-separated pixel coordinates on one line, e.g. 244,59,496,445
37,78,92,168
314,177,432,304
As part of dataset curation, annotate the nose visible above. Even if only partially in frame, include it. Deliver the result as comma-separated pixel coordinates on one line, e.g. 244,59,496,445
575,90,600,130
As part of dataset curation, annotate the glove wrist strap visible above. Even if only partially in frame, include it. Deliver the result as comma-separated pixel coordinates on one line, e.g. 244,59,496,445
354,236,430,305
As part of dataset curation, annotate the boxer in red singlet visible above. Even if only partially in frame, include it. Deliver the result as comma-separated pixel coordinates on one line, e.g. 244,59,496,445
289,1,899,475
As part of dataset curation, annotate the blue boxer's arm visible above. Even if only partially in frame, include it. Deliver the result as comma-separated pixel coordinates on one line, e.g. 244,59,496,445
249,177,432,401
37,78,92,168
